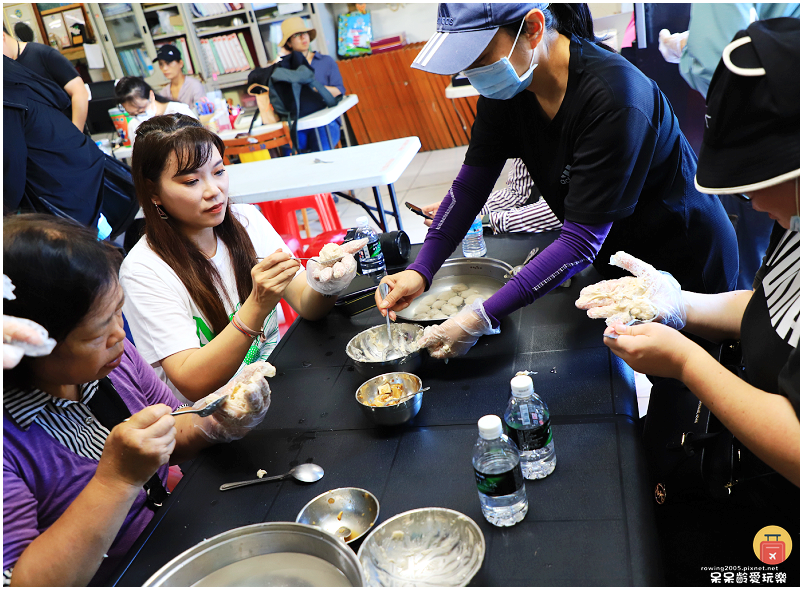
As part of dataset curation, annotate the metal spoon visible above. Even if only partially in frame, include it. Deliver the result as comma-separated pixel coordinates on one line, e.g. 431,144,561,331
379,283,394,360
392,387,430,405
123,395,228,422
335,526,352,542
220,463,324,491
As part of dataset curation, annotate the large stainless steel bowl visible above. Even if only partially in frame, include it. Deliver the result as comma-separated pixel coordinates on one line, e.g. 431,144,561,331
395,257,513,325
357,507,485,587
356,372,423,426
296,487,380,544
144,522,365,587
346,323,424,378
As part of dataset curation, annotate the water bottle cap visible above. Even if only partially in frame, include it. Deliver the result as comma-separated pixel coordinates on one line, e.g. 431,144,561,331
478,415,503,440
510,375,534,397
355,216,370,227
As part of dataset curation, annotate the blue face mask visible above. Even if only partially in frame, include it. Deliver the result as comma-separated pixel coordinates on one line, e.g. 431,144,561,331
463,20,537,100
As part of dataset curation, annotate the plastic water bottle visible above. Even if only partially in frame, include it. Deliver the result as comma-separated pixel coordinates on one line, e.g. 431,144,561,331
504,375,556,479
354,216,387,284
462,215,487,257
472,415,528,527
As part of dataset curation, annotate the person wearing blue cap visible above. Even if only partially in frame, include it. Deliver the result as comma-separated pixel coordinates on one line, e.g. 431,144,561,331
376,3,738,360
598,17,799,582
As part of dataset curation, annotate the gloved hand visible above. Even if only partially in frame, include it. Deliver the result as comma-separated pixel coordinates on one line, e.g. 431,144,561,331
658,29,688,63
193,361,275,443
575,251,687,330
3,275,57,369
305,239,367,296
417,299,500,359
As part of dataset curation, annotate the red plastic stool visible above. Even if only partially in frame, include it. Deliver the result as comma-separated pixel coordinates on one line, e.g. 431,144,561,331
259,194,342,250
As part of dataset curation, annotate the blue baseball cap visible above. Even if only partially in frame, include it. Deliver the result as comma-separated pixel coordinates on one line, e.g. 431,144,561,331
411,3,547,75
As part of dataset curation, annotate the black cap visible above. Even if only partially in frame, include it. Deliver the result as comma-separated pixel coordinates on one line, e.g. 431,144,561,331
153,44,182,63
695,18,800,195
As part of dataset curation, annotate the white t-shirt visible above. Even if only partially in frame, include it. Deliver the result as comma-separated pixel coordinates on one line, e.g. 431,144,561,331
127,101,197,146
120,204,300,402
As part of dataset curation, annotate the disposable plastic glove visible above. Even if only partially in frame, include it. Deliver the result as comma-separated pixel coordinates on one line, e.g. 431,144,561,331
304,239,367,295
3,275,57,369
417,299,500,359
575,251,687,330
193,361,276,443
658,29,688,63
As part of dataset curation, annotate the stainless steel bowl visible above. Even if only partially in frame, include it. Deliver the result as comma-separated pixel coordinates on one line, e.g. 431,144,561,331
296,487,380,544
357,507,485,587
144,522,364,586
346,323,424,378
395,257,514,325
356,372,423,426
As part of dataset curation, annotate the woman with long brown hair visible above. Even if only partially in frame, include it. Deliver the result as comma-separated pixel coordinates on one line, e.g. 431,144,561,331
120,114,349,403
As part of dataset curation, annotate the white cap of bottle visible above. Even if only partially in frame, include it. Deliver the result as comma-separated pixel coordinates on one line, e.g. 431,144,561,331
355,216,370,228
478,415,503,440
510,375,534,398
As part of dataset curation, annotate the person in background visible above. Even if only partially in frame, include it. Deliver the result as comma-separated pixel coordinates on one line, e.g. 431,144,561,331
120,115,355,403
658,3,800,290
378,3,737,359
2,23,89,131
155,44,206,109
115,76,196,147
3,214,273,586
278,16,346,151
598,18,799,582
3,56,104,229
421,159,562,234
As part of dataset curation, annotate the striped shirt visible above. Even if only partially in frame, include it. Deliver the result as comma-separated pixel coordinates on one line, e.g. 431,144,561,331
481,159,562,234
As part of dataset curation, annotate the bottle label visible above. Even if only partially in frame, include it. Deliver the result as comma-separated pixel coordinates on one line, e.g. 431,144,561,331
474,464,524,497
519,403,531,426
360,240,383,259
507,418,552,451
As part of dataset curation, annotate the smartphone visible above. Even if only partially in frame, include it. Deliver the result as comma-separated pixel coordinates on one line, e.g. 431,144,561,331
405,202,434,220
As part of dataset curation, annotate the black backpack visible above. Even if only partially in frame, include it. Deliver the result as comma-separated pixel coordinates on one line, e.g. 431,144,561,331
246,51,341,153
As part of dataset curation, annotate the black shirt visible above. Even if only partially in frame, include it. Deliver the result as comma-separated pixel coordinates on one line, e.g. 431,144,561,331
465,36,738,294
3,56,103,227
743,225,800,414
16,41,80,88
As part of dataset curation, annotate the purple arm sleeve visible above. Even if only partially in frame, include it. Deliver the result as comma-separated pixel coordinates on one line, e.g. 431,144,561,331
407,162,505,287
483,220,613,326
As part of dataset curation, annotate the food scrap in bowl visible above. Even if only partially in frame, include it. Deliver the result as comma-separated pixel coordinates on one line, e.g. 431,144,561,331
369,382,406,407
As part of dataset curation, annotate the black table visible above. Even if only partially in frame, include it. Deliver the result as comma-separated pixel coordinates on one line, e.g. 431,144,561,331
112,233,664,586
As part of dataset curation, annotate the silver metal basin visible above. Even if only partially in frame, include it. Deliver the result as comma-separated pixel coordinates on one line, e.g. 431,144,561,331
346,323,424,378
357,507,485,587
143,522,365,587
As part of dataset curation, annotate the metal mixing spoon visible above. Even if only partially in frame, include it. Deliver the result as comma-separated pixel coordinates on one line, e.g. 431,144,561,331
220,463,324,491
379,283,395,361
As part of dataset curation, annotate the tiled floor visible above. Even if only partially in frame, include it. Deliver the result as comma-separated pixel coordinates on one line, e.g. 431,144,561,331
305,145,652,414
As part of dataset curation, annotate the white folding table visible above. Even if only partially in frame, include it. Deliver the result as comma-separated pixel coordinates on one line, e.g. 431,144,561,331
227,136,421,232
112,95,359,161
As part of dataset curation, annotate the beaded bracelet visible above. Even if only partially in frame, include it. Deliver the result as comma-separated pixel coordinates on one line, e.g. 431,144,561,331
232,311,262,338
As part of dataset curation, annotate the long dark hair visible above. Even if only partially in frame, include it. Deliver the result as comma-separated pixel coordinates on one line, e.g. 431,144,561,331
130,113,256,334
115,76,170,105
3,214,123,384
503,4,613,52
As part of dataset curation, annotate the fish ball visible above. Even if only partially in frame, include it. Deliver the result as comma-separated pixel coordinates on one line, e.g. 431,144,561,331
451,283,468,293
421,295,437,306
464,295,481,305
436,290,454,301
414,312,430,320
447,296,464,307
441,303,459,316
431,312,448,320
431,300,445,310
415,304,431,315
460,289,479,298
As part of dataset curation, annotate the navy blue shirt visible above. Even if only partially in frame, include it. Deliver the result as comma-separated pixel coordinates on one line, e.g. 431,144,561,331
465,36,738,294
310,52,345,95
3,56,103,227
